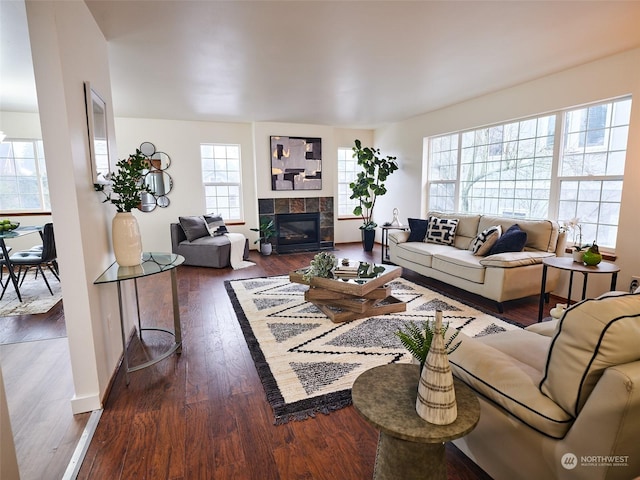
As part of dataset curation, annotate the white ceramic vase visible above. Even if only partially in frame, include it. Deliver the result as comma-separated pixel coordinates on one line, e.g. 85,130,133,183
112,212,143,266
572,250,584,263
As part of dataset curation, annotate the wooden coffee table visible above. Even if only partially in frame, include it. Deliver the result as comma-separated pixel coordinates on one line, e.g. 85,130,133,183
289,261,406,323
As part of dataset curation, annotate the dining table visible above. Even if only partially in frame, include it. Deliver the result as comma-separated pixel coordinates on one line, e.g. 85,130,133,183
0,225,44,302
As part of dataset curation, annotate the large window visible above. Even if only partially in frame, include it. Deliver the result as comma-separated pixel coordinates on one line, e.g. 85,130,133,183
200,144,243,221
337,147,359,217
0,139,50,212
427,97,632,249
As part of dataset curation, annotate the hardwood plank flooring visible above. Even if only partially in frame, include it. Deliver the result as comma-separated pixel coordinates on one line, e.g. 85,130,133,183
3,242,560,480
77,243,558,480
0,337,90,480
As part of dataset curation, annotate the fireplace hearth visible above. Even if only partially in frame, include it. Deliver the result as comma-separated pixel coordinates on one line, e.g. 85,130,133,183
276,212,320,253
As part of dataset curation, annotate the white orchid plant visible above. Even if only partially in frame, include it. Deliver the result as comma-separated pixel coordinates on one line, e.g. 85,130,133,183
561,217,586,251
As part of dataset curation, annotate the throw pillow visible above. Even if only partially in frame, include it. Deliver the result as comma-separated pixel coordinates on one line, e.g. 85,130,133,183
178,216,209,242
469,225,502,256
488,224,527,255
425,216,458,245
203,214,226,236
407,218,429,242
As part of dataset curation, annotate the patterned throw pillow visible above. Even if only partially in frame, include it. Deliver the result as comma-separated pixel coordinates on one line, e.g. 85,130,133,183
469,225,502,256
425,216,459,245
202,214,226,236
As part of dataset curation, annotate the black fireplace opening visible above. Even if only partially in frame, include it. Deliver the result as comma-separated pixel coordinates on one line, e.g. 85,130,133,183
276,212,320,253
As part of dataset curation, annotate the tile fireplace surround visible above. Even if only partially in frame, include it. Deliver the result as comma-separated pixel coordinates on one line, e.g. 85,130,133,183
258,197,334,252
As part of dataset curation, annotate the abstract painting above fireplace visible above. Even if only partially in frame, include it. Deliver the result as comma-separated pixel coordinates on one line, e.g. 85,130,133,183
270,136,322,191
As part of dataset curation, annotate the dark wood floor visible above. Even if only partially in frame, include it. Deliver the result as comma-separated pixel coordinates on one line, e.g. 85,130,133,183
9,243,558,480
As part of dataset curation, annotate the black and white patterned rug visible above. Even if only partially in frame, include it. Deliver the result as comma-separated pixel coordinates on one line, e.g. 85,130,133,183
225,275,522,424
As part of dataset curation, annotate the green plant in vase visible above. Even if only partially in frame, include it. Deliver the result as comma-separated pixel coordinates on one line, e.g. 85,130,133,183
94,149,152,212
250,218,276,255
395,318,461,370
302,251,337,281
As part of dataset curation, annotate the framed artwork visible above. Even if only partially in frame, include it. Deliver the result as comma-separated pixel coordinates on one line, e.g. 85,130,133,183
270,136,322,190
84,81,111,185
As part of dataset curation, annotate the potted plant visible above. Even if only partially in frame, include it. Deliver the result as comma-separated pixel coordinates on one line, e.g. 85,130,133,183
394,317,461,371
94,149,152,266
349,139,399,251
250,217,276,255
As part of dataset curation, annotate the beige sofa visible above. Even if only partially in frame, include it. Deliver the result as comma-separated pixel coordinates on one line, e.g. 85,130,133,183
448,291,640,480
388,212,566,311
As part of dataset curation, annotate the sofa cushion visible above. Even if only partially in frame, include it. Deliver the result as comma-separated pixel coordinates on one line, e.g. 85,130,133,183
426,216,458,245
488,224,527,255
393,241,454,268
431,250,486,284
479,251,554,267
407,218,429,242
540,292,640,416
449,331,574,439
179,216,209,242
469,225,502,256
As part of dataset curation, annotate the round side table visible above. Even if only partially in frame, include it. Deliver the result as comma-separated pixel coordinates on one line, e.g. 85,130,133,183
537,256,620,322
352,363,480,480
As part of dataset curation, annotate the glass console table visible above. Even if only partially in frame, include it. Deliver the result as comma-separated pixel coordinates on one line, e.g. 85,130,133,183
94,252,184,385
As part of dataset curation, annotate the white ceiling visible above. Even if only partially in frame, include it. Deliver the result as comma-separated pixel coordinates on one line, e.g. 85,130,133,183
3,1,640,128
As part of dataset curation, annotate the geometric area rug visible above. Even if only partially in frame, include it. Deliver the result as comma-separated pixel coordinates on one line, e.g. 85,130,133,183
225,275,523,424
0,271,62,317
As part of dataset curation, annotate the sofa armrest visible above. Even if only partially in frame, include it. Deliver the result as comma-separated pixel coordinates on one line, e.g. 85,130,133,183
480,251,555,268
389,230,410,244
170,223,186,253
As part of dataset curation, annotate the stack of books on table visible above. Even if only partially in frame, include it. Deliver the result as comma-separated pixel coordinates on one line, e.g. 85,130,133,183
334,263,359,278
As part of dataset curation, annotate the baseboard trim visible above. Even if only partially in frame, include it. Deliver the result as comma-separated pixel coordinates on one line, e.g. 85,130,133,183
61,409,102,480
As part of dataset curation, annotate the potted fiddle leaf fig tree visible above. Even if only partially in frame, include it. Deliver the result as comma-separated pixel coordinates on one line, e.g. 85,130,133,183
349,139,399,251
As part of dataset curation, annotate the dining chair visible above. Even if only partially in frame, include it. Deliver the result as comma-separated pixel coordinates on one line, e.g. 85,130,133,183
7,223,59,296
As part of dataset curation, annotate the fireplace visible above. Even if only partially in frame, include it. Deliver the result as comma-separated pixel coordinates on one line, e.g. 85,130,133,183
276,212,320,253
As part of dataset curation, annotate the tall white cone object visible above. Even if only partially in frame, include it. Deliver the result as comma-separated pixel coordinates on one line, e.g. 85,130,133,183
415,309,457,424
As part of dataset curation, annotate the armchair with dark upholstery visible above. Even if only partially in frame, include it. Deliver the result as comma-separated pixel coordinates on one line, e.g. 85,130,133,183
170,216,249,268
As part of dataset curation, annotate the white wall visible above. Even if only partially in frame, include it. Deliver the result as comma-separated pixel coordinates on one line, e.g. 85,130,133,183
375,47,640,299
115,120,374,248
25,0,133,414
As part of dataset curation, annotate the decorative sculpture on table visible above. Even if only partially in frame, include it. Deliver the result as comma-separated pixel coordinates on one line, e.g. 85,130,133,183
415,310,458,425
390,208,402,227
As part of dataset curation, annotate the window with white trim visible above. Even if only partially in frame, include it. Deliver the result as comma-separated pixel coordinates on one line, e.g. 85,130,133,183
0,139,50,212
426,96,632,250
337,147,360,217
200,143,243,221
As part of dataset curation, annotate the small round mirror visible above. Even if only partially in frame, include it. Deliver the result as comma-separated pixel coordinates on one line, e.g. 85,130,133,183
139,141,156,157
139,192,157,212
156,196,170,208
149,151,171,170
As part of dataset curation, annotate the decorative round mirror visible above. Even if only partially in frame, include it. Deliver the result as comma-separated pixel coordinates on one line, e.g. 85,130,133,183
144,170,173,197
139,141,156,157
139,192,157,212
149,151,171,170
156,196,170,208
